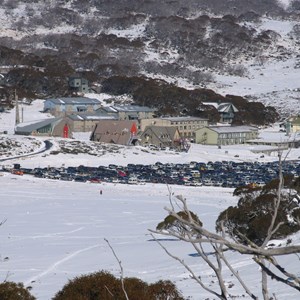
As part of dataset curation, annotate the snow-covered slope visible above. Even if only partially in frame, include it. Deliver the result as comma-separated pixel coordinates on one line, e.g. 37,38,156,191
208,17,300,117
1,1,300,118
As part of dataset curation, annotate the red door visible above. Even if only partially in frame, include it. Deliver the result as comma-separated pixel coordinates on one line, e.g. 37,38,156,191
130,123,137,136
63,124,69,138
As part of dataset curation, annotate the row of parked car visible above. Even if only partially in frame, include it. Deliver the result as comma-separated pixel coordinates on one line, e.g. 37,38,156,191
2,159,300,188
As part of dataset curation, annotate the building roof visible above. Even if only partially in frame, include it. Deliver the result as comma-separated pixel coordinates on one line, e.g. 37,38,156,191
15,118,62,134
202,125,258,134
203,102,239,113
161,116,208,122
100,105,155,113
142,126,179,141
46,97,100,105
218,103,239,113
91,120,137,145
67,113,117,121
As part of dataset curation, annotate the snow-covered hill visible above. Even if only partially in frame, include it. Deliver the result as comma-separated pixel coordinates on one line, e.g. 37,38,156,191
0,0,300,118
1,2,300,299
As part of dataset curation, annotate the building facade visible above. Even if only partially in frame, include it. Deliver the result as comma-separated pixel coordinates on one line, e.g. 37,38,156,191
285,116,300,134
140,126,181,148
44,97,101,117
67,113,117,132
90,120,138,146
15,118,73,138
140,116,208,139
203,102,239,124
68,76,89,93
97,105,155,121
195,126,259,145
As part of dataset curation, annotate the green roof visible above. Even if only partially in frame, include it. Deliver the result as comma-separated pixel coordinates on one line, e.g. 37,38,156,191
15,118,62,134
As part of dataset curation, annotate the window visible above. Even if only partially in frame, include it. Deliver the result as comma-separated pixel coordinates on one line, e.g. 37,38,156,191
38,124,51,134
77,107,87,112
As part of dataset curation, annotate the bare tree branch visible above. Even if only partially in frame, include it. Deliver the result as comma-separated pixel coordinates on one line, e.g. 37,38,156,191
150,233,226,300
152,155,300,299
253,256,300,291
104,285,114,297
104,238,129,300
152,205,300,256
215,245,258,299
262,152,284,248
267,256,300,285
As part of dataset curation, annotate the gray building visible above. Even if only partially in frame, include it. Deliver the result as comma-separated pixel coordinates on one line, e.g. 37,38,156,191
15,118,73,138
203,102,239,123
68,76,89,93
44,97,101,117
97,105,155,121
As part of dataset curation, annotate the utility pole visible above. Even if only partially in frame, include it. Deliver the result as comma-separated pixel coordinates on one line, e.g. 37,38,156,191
15,90,20,125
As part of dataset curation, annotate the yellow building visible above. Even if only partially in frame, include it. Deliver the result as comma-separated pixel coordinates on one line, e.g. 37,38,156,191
195,125,259,145
286,116,300,134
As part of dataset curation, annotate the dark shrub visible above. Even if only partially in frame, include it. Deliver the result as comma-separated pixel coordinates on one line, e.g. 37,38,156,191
53,270,184,300
148,280,184,299
0,282,36,300
156,210,202,238
217,179,300,245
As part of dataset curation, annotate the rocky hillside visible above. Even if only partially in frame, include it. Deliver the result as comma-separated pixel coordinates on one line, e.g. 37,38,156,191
0,0,299,123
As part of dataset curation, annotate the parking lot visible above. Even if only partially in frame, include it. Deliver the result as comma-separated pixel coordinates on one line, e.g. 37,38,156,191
3,159,300,188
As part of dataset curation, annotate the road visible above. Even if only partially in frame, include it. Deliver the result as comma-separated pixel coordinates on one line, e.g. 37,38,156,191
0,140,53,162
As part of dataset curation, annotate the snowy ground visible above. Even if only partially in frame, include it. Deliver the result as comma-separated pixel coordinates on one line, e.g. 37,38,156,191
0,174,299,300
0,100,300,299
0,174,234,299
207,17,300,117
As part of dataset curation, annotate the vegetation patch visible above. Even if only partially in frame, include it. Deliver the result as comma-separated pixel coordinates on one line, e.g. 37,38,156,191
53,270,184,300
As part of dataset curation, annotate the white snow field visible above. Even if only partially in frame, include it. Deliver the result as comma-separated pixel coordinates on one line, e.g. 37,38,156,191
0,173,235,299
0,173,299,300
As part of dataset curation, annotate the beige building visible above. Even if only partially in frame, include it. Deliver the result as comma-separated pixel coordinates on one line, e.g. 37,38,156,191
67,113,117,132
285,116,300,134
140,116,208,139
140,126,181,148
195,126,259,145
